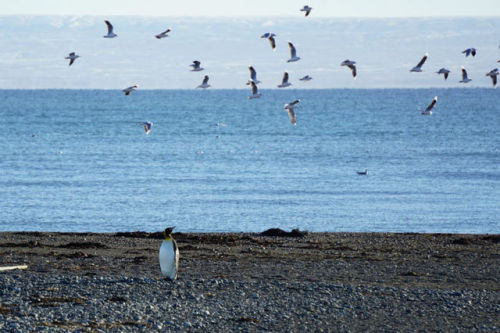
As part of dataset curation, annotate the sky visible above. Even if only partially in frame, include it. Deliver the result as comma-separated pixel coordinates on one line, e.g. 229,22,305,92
3,0,500,17
0,2,499,89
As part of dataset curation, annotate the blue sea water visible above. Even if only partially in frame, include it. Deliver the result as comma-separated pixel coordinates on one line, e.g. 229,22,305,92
0,89,498,233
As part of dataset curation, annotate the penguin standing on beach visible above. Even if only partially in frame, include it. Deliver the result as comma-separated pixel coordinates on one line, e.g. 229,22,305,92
159,227,179,280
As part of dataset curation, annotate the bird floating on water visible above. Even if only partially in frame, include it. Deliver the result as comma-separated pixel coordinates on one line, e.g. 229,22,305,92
122,85,138,96
248,81,262,99
155,28,171,39
410,53,428,72
486,68,499,87
462,48,476,57
277,72,292,88
190,60,204,72
459,66,472,83
103,20,117,38
300,5,313,16
299,75,312,82
141,121,153,134
197,75,211,89
283,99,300,125
159,227,179,281
287,42,301,62
246,66,261,85
421,96,437,115
341,60,357,78
436,68,450,80
65,52,80,66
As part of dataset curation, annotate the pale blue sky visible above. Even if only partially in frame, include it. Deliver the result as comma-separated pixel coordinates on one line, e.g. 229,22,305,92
3,0,500,17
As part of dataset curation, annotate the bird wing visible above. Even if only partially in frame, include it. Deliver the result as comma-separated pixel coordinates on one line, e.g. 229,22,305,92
202,75,209,84
288,42,297,58
251,81,258,94
282,72,289,84
287,109,296,125
268,36,276,50
425,97,437,111
249,66,257,80
444,72,449,80
289,99,300,106
416,54,427,68
105,20,114,34
492,75,497,87
462,67,468,80
69,58,75,66
305,9,311,16
348,64,357,77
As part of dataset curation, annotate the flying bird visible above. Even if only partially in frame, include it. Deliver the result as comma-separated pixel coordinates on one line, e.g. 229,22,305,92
155,28,171,39
283,99,300,125
190,60,204,71
462,48,476,57
248,81,262,99
262,34,276,51
260,32,276,38
436,68,450,80
197,75,211,89
246,66,261,85
65,52,80,66
159,227,179,280
421,96,437,115
410,53,428,72
141,121,153,134
486,68,499,87
287,42,301,62
341,60,357,78
300,5,313,16
103,20,117,38
277,72,292,88
122,85,138,96
459,66,472,83
299,75,313,81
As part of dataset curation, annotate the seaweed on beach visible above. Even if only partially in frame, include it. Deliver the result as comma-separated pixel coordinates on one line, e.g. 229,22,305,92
260,228,307,238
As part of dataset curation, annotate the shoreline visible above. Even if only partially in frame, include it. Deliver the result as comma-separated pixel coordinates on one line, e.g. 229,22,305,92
1,231,499,331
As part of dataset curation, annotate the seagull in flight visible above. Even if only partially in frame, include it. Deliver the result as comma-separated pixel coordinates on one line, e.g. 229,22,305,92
260,32,276,39
436,68,450,80
421,96,437,115
459,66,472,83
141,121,153,134
410,53,428,72
287,42,301,62
248,81,262,99
155,28,171,39
122,85,138,96
190,60,204,72
341,60,357,78
462,48,476,57
246,66,261,85
277,72,292,88
486,68,499,87
103,20,117,38
261,33,276,51
299,75,312,82
197,75,211,89
65,52,80,66
283,99,300,125
300,5,313,16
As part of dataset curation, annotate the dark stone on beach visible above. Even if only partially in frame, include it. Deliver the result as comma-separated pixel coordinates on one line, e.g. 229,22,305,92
260,228,307,237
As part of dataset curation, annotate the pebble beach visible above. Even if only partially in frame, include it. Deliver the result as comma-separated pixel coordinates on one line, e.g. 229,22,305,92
1,231,499,332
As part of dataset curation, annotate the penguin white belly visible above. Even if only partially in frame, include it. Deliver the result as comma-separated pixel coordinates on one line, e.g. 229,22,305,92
159,239,179,280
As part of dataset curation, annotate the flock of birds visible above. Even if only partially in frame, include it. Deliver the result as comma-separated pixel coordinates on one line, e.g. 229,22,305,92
63,6,500,128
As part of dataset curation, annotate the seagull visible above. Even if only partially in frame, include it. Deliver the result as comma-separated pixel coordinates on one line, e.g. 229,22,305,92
248,81,262,99
410,53,428,72
103,20,117,38
299,75,312,81
421,96,437,115
246,66,261,85
190,60,204,71
462,48,476,57
459,66,472,83
155,28,171,39
141,121,153,134
197,75,211,89
486,68,499,87
283,100,300,125
287,42,301,62
277,72,292,88
122,85,138,96
341,60,357,78
300,5,313,16
65,52,80,66
436,68,450,80
356,169,368,175
264,34,276,51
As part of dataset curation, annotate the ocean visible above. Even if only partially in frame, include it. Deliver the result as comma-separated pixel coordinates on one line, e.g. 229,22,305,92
0,89,498,233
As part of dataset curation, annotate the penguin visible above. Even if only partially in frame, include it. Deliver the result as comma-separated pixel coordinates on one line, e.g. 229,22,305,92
159,227,179,280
